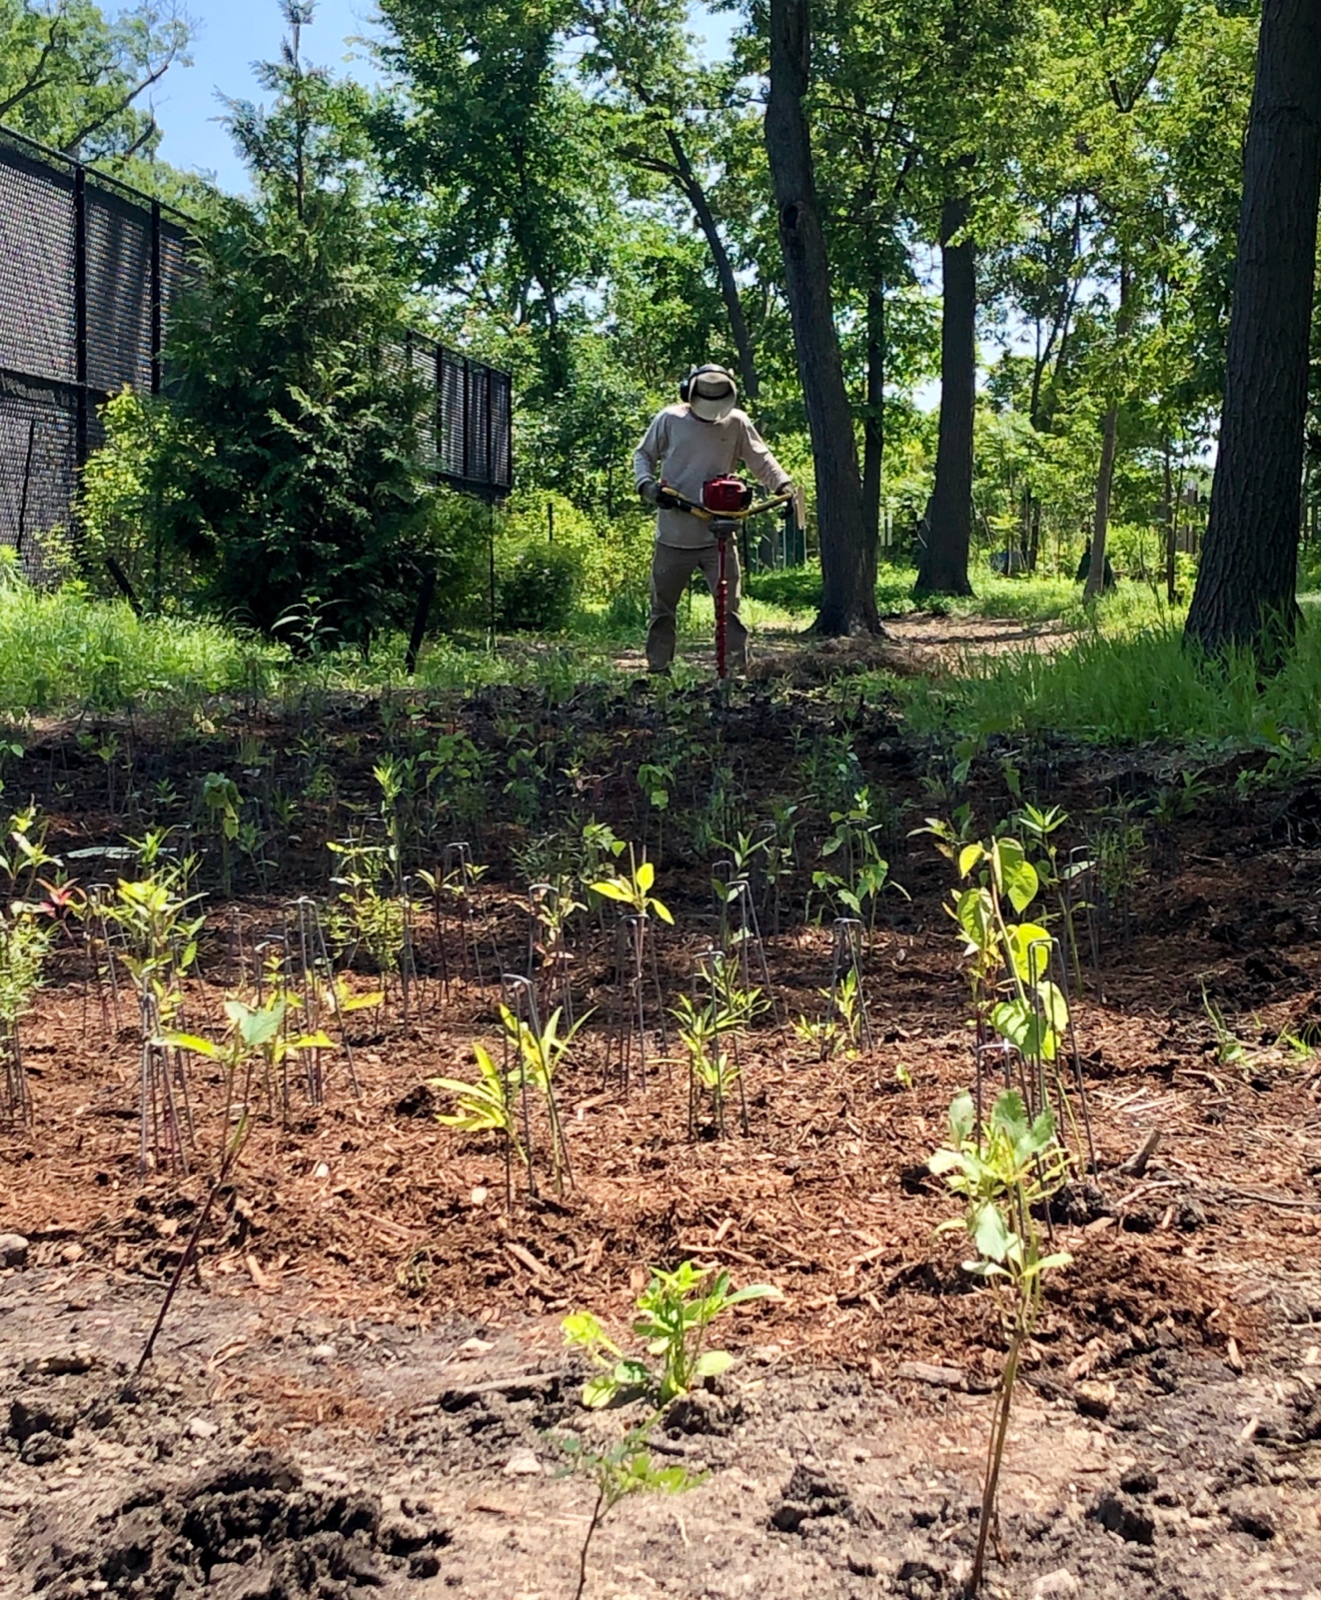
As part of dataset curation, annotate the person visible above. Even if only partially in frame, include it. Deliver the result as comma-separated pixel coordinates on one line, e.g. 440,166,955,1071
633,364,792,674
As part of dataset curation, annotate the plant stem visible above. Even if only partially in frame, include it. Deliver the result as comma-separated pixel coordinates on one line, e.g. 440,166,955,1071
969,1324,1026,1596
574,1484,606,1600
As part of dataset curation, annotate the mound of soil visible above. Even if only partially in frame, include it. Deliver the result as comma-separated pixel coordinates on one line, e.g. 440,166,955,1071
20,1450,448,1598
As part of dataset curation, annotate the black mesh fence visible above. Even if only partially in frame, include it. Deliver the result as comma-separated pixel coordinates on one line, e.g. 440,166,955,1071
0,126,512,580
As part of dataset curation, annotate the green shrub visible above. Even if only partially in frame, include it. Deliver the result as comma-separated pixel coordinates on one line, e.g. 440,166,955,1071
498,543,580,632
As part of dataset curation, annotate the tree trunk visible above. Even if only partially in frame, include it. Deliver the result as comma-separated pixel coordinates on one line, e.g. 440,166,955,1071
1185,0,1321,660
765,0,877,635
915,198,975,597
1084,258,1132,602
861,281,885,588
666,131,761,401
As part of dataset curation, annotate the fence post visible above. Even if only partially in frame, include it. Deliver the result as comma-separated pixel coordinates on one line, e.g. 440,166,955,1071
484,364,493,491
73,165,88,470
150,200,162,395
461,358,470,484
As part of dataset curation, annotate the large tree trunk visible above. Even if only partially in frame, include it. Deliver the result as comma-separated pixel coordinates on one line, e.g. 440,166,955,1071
765,0,877,635
915,198,975,597
1185,0,1321,660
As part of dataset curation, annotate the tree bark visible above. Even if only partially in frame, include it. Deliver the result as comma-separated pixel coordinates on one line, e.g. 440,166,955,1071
765,0,877,635
915,198,975,597
1185,0,1321,660
1084,257,1132,603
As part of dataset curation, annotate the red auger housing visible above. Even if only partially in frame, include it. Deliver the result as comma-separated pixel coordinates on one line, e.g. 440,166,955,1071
701,476,754,514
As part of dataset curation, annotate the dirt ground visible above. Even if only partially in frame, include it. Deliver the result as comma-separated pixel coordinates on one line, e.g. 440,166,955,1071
2,667,1321,1599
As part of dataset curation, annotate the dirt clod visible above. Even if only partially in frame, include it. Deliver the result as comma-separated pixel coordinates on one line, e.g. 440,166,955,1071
770,1463,854,1533
21,1449,450,1599
1088,1490,1156,1545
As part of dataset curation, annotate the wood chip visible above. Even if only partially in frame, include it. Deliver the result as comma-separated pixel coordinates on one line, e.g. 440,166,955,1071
505,1242,551,1279
1226,1336,1244,1374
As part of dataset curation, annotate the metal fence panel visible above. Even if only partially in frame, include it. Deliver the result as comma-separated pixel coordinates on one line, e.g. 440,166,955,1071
0,125,512,577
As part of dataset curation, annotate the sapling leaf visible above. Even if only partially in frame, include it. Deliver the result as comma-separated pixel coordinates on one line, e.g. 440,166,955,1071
973,1201,1013,1264
693,1350,733,1379
958,842,984,878
947,1090,976,1143
589,878,630,903
636,860,655,892
581,1374,618,1409
158,1032,221,1058
1005,923,1053,984
650,897,674,925
236,1002,286,1050
721,1282,782,1307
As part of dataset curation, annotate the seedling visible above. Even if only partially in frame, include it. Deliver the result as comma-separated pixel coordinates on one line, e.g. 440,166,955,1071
563,1259,780,1410
556,1422,701,1600
430,992,584,1202
930,1090,1072,1596
138,994,331,1374
593,849,671,1093
1201,982,1246,1067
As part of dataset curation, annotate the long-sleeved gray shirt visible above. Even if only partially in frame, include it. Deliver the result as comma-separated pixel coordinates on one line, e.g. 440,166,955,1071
632,403,791,549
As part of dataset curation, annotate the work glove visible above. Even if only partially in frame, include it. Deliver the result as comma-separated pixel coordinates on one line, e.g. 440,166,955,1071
638,478,661,505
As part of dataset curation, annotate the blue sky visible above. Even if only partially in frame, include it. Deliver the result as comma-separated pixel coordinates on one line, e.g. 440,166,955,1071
149,1,737,194
152,0,382,191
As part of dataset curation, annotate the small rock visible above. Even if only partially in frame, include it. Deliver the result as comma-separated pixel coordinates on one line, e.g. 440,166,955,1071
313,1162,330,1179
185,1416,219,1440
456,1337,493,1358
1075,1379,1117,1419
379,1514,432,1554
1031,1571,1080,1599
846,1550,877,1577
0,1232,29,1268
409,1552,442,1580
60,1242,84,1264
310,1343,337,1361
503,1449,541,1477
897,1360,965,1389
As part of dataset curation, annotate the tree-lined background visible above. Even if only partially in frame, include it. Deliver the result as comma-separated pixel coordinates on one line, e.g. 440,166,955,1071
4,0,1319,655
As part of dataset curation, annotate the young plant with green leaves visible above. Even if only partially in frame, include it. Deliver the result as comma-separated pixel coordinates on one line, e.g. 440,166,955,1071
563,1260,780,1410
555,1423,702,1600
138,994,331,1373
792,965,868,1062
589,850,673,926
811,787,905,934
430,1001,584,1200
930,1090,1073,1597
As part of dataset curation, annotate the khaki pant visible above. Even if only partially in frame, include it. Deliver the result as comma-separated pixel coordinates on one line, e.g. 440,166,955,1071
646,539,748,673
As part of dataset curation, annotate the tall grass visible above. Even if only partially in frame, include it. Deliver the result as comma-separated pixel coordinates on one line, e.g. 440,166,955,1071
0,577,282,716
900,613,1321,748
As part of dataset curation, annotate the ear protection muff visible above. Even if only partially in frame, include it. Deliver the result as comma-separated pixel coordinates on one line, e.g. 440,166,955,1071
679,364,734,403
